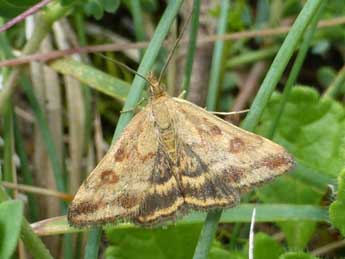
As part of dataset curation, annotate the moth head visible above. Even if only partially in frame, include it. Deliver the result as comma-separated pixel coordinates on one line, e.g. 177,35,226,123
148,72,166,98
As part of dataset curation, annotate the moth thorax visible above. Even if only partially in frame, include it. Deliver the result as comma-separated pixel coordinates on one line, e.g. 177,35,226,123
147,73,165,98
152,99,176,160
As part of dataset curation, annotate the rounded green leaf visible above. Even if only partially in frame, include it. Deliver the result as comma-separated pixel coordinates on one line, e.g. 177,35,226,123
256,86,345,250
101,0,120,13
105,225,202,259
84,0,104,20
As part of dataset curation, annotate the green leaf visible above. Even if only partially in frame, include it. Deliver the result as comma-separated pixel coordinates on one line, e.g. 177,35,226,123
101,0,120,13
317,67,336,89
256,86,345,250
244,233,284,259
0,0,39,18
279,252,320,259
209,244,245,259
191,204,328,224
84,0,104,20
257,177,323,250
60,0,79,5
259,87,345,177
0,200,24,259
329,168,345,236
105,224,202,259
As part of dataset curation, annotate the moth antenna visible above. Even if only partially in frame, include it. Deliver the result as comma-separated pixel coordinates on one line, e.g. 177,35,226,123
97,53,151,85
157,10,193,85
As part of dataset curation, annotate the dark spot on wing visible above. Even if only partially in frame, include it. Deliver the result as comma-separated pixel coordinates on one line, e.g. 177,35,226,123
139,151,156,161
259,154,294,170
114,146,127,162
68,201,99,216
100,170,119,184
229,137,245,153
210,125,222,135
139,187,180,215
150,149,173,184
222,166,246,184
118,193,139,209
183,176,238,208
177,144,208,177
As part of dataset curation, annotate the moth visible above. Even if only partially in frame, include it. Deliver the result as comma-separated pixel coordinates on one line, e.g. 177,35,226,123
68,73,294,227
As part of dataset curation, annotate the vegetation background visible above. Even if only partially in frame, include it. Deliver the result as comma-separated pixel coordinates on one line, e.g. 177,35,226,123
0,0,344,258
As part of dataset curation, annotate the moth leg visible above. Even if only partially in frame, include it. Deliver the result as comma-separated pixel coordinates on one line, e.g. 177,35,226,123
120,97,147,113
209,109,250,116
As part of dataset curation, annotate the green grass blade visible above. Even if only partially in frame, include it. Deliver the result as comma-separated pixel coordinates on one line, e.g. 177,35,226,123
19,77,67,202
20,80,65,190
112,0,184,141
130,0,146,58
267,0,326,138
0,3,72,114
74,12,94,160
183,204,329,224
192,209,222,259
193,1,230,258
50,58,130,102
323,66,345,98
0,13,68,206
205,0,230,111
0,183,53,259
293,162,337,191
182,0,201,96
84,228,102,259
20,219,54,259
0,20,54,258
31,204,329,236
242,0,323,132
13,116,39,221
226,46,279,69
130,0,145,41
19,75,73,258
0,19,15,195
3,99,14,188
0,200,23,259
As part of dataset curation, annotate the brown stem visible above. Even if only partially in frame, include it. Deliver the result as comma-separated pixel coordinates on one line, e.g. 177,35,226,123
226,61,268,124
1,16,344,68
0,0,52,33
2,181,73,202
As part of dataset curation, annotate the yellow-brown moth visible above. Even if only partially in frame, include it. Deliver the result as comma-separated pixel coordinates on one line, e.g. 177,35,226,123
68,73,295,227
